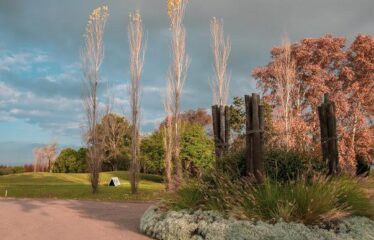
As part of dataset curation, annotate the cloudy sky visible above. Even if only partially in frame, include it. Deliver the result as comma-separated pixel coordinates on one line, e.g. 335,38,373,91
0,0,373,165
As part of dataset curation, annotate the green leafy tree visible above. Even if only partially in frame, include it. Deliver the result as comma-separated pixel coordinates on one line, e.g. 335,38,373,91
140,131,165,175
180,123,214,176
52,148,87,173
140,123,215,176
76,148,88,172
229,96,246,136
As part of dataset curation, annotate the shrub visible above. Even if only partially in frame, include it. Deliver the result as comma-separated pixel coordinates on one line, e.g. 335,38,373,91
216,147,326,182
165,182,205,210
11,166,24,174
0,166,13,176
356,154,371,176
264,149,326,182
140,206,374,240
166,173,374,225
242,177,374,224
0,166,25,175
52,148,87,173
23,164,34,172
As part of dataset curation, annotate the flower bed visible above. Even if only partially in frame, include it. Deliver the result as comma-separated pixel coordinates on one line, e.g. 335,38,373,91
140,205,374,240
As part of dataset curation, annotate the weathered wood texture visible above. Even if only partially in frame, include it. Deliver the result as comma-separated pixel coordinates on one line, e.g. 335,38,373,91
245,93,264,183
318,93,339,175
212,105,230,161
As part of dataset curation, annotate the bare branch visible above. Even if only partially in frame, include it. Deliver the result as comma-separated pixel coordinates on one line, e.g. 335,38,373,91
210,17,231,106
128,10,146,194
81,5,109,194
166,0,190,190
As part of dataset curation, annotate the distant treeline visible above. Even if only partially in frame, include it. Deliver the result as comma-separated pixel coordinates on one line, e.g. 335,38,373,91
0,165,29,176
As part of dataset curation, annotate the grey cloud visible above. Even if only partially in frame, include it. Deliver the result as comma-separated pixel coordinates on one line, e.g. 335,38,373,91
0,0,373,146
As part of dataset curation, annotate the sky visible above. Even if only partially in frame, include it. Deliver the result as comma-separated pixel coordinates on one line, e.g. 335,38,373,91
0,0,373,165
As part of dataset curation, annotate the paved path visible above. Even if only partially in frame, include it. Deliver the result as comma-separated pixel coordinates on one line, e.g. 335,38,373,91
0,198,152,240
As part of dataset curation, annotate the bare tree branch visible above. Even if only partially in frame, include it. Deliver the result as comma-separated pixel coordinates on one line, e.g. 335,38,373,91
210,17,231,107
166,0,190,190
128,10,146,194
81,5,109,194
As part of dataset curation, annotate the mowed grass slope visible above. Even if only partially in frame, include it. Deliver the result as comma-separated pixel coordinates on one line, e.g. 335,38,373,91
0,171,164,201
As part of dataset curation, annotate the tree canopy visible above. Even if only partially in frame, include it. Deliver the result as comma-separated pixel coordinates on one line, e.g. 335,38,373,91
252,34,374,171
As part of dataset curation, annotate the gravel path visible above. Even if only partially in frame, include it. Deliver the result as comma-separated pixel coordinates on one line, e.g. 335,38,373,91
0,198,152,240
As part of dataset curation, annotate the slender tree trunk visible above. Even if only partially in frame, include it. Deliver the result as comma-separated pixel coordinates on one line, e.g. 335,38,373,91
166,0,190,190
81,6,109,194
128,11,145,194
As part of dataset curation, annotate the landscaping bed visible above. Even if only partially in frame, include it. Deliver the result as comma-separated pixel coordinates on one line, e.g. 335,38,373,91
140,205,374,240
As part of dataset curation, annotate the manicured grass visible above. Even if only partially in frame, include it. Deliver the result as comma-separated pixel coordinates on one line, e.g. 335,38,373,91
0,171,165,201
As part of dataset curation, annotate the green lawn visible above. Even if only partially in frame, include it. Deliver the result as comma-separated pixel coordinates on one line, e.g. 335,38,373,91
0,171,165,202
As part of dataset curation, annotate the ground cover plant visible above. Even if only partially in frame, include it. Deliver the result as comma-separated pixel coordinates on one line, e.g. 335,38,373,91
0,171,164,201
140,206,374,240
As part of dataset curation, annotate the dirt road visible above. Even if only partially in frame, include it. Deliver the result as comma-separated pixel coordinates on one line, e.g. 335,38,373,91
0,198,152,240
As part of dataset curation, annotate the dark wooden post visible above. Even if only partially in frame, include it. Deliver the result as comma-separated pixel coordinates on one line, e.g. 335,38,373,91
212,104,230,161
245,93,264,183
318,93,339,175
245,95,253,174
224,105,231,153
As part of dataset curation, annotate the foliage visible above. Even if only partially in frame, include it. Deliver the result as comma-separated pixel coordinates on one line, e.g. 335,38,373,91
140,131,165,175
0,171,164,202
253,34,374,172
165,182,204,210
228,96,275,147
52,148,87,173
159,108,212,133
140,205,374,240
228,96,246,135
23,164,34,172
0,166,24,176
165,174,374,225
264,149,326,182
242,177,374,224
356,154,371,176
216,147,325,182
141,123,214,177
180,123,214,176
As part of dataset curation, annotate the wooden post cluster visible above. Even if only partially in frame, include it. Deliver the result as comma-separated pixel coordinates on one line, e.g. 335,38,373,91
318,93,339,175
212,105,230,160
245,93,264,183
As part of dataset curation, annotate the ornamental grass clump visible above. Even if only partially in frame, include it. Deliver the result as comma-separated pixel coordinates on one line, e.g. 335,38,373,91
165,172,374,225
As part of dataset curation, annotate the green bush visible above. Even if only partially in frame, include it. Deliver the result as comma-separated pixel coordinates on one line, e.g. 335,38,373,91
52,148,87,173
216,147,326,182
11,166,25,174
264,149,326,182
0,167,13,176
140,123,214,176
140,131,165,175
0,166,25,175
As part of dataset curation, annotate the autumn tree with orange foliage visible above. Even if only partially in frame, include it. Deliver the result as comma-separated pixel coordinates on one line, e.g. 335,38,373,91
253,34,374,173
